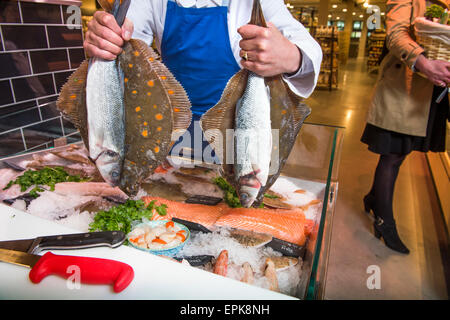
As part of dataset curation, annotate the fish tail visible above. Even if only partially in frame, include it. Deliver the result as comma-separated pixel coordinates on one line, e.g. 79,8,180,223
250,0,267,27
97,0,131,27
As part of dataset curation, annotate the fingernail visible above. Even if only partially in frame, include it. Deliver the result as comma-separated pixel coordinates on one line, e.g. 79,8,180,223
124,30,131,40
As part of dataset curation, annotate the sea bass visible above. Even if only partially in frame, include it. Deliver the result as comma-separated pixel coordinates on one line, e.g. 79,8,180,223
234,72,272,207
57,0,192,196
200,0,311,208
86,55,125,185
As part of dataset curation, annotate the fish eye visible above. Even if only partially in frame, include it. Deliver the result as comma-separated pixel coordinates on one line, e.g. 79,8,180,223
111,171,119,178
240,193,248,201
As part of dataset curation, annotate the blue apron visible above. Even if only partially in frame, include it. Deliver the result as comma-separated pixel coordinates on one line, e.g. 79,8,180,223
161,0,241,162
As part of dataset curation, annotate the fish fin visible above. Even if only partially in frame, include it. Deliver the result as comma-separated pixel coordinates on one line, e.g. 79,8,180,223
200,69,248,179
118,39,191,195
114,0,131,27
249,0,267,28
56,59,90,151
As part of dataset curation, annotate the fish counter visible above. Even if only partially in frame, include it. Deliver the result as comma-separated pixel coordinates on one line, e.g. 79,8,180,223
0,122,344,300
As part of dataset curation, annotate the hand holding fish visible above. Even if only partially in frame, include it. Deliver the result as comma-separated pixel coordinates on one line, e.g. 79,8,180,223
84,11,134,61
238,22,302,77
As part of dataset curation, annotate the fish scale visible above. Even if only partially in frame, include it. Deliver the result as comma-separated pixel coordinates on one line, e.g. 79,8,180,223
86,57,125,186
234,71,272,207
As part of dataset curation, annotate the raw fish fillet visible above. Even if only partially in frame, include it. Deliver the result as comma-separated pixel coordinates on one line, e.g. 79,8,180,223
54,182,128,202
215,208,307,246
141,196,311,246
142,196,227,228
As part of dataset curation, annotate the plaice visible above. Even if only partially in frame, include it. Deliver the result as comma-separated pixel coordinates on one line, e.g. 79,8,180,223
56,0,192,196
200,0,311,207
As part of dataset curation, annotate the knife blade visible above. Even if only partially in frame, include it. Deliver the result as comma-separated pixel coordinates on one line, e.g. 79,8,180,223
0,231,126,254
0,248,134,293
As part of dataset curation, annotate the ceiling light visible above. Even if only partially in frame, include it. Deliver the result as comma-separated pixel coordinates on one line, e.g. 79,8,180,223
352,12,356,15
343,8,347,12
336,16,340,20
328,14,332,18
332,4,338,8
363,2,369,8
359,14,364,18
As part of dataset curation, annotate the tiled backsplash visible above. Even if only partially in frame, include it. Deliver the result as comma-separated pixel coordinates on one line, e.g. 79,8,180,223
0,0,85,159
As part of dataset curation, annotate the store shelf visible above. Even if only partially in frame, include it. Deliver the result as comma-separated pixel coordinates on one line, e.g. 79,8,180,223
367,30,386,73
313,26,339,91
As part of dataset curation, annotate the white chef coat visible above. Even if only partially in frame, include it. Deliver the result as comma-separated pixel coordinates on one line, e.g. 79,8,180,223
126,0,322,98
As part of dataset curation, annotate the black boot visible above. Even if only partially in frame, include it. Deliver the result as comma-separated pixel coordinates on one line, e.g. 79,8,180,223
373,217,410,254
363,193,376,217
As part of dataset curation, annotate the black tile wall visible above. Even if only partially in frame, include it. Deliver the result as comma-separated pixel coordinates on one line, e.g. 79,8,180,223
2,25,48,50
30,49,69,74
20,2,63,24
0,1,85,159
69,48,85,68
12,74,55,101
0,1,21,24
0,52,32,78
47,26,84,48
0,80,14,106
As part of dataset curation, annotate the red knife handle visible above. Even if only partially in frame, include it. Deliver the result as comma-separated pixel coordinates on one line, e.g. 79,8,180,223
29,252,134,293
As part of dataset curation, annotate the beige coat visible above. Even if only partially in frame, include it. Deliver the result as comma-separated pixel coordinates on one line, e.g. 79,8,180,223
367,0,440,137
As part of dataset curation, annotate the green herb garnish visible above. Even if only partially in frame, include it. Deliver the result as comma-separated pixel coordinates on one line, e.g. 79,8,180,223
88,200,169,243
3,167,89,198
264,193,279,199
213,177,242,208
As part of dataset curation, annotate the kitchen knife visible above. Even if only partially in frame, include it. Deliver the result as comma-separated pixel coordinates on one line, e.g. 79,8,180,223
0,231,126,254
0,248,134,293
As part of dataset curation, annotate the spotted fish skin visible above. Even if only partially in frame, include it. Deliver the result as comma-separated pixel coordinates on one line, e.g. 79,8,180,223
118,40,192,196
86,58,125,186
57,0,191,196
234,72,272,208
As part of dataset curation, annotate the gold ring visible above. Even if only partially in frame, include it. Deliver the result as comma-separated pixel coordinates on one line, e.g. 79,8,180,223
242,51,248,61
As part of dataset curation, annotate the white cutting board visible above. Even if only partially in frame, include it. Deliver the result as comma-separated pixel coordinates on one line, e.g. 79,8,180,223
0,204,296,300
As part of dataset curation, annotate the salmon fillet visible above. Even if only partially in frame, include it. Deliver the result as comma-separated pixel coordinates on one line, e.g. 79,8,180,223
141,196,313,246
215,208,307,246
142,196,226,228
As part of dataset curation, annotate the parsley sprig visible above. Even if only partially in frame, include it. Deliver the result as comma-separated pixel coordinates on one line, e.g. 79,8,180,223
3,167,89,198
88,200,168,239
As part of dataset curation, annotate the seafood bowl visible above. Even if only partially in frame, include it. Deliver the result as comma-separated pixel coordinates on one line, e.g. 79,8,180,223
127,220,190,257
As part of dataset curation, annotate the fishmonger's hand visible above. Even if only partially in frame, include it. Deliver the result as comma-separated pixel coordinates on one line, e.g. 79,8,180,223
238,22,303,77
84,11,134,60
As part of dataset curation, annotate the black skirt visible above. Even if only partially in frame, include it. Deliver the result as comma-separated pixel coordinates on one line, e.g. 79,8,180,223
361,85,449,155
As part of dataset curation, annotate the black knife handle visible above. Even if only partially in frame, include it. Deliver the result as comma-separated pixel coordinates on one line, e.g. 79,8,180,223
34,231,125,253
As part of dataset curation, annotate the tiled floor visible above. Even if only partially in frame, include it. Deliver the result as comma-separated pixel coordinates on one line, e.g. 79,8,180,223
305,58,449,299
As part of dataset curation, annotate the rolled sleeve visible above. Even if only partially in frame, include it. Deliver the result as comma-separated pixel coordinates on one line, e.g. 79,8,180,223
261,0,322,98
126,0,154,46
386,0,424,69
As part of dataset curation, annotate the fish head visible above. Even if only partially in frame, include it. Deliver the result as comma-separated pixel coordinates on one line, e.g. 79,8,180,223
237,173,262,208
96,150,123,186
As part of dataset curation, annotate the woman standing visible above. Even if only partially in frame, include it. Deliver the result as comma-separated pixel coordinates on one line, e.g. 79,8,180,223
361,0,450,254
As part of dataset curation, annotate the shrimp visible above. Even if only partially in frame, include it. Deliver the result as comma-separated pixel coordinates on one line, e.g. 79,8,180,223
213,250,228,276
